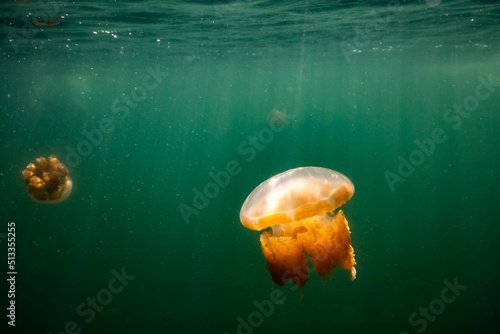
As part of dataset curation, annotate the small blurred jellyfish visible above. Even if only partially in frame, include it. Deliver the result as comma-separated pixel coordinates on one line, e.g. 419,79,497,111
21,156,72,204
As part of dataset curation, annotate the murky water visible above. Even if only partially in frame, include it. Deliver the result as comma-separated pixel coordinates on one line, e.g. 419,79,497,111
1,1,499,333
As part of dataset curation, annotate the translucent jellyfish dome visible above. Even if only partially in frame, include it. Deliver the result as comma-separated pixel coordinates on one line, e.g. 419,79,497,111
240,166,355,231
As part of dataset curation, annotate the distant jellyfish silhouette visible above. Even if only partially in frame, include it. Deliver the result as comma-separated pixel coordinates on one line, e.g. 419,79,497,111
31,18,60,27
240,167,356,288
267,107,296,127
21,156,72,204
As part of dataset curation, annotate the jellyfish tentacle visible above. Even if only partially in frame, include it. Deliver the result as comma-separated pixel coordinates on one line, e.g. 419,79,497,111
260,232,309,287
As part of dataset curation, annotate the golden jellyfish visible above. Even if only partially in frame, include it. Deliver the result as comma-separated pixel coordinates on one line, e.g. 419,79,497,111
21,156,72,204
239,167,356,288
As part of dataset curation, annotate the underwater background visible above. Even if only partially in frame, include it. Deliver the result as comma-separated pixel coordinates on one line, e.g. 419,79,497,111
0,0,499,333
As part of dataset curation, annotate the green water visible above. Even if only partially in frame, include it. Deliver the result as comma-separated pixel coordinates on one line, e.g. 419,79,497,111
1,1,500,334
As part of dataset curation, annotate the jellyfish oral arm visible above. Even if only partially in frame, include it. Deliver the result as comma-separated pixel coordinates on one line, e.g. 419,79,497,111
261,210,356,287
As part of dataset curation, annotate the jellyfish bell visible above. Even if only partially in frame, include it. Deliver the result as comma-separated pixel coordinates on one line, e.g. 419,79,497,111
240,167,354,231
239,167,356,288
21,155,72,204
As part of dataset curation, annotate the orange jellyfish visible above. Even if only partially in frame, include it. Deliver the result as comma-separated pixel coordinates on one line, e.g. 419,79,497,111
21,155,72,204
239,167,356,287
